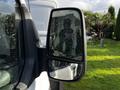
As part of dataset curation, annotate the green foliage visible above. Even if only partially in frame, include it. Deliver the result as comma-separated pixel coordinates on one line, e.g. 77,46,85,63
114,9,120,40
84,9,115,39
84,11,103,33
84,11,95,32
108,6,115,20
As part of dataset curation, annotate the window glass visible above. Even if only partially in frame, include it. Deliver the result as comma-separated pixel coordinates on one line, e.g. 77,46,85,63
29,2,53,47
30,5,51,31
0,0,18,89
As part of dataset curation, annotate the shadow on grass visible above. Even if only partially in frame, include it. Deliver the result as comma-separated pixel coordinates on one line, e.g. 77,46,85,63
87,48,120,56
87,39,120,56
87,59,120,70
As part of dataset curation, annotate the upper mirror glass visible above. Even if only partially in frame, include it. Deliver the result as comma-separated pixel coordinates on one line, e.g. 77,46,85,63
49,9,83,61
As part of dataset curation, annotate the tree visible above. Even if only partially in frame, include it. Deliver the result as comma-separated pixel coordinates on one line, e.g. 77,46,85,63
84,11,95,32
84,9,116,40
108,6,115,20
114,9,120,40
84,11,103,33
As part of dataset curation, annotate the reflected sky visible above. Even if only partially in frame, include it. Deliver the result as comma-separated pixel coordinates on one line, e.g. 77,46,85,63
0,0,14,3
0,0,15,14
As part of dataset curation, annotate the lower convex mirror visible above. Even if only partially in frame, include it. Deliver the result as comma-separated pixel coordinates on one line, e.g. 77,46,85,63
49,60,85,80
47,8,86,81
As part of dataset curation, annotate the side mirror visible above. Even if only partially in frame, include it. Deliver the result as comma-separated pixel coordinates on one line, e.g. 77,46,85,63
47,8,86,81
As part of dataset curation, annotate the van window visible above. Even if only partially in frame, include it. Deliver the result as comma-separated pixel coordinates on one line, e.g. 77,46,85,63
30,5,52,31
0,0,18,89
30,4,53,47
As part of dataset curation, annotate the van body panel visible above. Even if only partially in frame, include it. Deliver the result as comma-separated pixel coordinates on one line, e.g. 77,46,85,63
25,0,58,90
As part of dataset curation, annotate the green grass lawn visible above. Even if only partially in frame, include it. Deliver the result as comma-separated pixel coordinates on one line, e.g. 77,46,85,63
64,39,120,90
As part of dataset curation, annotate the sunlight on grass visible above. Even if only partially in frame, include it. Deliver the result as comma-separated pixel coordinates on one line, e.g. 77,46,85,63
87,56,120,61
87,48,109,52
88,68,120,78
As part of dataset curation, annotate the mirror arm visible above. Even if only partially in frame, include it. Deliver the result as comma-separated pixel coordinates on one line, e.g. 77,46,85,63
49,56,84,64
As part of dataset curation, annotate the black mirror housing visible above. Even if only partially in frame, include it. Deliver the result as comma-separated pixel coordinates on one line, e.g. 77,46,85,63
46,8,86,82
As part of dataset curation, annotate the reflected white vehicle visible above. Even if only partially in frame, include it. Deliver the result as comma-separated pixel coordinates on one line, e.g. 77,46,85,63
50,64,78,80
86,35,92,41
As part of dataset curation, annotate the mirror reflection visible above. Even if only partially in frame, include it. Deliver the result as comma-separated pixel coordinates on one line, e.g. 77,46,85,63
49,10,83,61
0,1,18,89
49,60,83,80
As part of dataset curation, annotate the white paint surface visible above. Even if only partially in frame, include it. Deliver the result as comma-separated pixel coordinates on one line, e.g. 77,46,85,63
28,71,50,90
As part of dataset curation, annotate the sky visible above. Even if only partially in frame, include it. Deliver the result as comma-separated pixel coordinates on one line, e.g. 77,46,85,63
58,0,120,15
